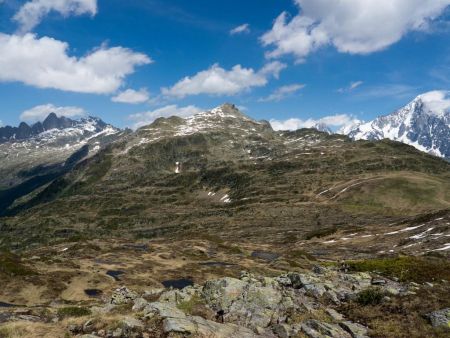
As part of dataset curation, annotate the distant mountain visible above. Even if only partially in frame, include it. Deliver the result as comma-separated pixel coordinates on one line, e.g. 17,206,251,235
345,91,450,160
0,113,113,144
313,122,332,134
0,113,122,190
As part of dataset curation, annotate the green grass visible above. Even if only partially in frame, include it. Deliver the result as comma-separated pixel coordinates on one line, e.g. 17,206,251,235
57,306,92,318
348,256,450,283
176,295,205,315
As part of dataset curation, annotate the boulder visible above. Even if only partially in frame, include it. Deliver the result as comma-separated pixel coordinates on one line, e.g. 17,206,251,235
202,277,246,310
301,320,351,338
339,321,370,338
144,301,186,319
426,308,450,328
110,287,138,305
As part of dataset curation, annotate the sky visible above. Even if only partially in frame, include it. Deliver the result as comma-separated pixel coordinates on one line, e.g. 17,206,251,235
0,0,449,131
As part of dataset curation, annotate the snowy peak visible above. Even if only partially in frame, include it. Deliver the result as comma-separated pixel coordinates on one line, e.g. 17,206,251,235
0,114,116,144
347,91,450,159
141,104,272,138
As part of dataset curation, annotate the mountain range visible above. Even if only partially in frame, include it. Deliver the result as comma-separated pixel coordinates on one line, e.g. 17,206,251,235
0,103,449,338
343,91,450,160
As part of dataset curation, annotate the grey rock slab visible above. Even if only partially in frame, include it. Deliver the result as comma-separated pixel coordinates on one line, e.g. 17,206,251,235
144,301,186,319
301,320,352,338
339,321,370,338
426,308,450,328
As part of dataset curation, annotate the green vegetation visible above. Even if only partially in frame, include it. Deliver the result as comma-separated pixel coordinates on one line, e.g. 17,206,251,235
304,226,338,240
57,306,92,318
176,295,205,315
0,251,34,276
356,288,384,306
348,256,450,283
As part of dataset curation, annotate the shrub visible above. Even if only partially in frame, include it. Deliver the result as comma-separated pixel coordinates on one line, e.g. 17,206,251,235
357,288,384,306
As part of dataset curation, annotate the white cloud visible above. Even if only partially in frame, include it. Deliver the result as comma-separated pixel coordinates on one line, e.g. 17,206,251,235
259,83,305,102
262,0,450,60
419,90,450,116
230,23,250,35
338,81,363,93
20,103,86,123
14,0,97,32
112,88,149,104
0,120,3,127
129,105,202,129
162,61,286,98
0,33,151,94
270,113,360,131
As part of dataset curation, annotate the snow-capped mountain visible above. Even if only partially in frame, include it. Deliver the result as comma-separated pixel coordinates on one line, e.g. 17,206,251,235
0,113,122,189
346,91,450,159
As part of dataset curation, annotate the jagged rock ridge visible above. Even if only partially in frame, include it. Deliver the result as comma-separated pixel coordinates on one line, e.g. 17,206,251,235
345,91,450,159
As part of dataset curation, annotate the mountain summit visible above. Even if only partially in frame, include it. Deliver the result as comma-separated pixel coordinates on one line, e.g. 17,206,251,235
346,91,450,159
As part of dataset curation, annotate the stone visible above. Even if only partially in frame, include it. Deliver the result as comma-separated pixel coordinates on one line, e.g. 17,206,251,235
385,287,400,296
326,308,344,321
287,273,310,289
339,321,370,338
202,277,246,310
163,315,258,337
426,308,450,328
272,323,292,338
371,278,386,285
304,283,327,298
163,317,196,333
132,297,148,312
110,287,138,305
301,320,351,338
144,301,186,319
68,324,82,334
83,319,95,333
112,328,123,338
121,316,144,330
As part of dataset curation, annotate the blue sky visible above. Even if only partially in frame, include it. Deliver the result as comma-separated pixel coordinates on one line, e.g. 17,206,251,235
0,0,449,130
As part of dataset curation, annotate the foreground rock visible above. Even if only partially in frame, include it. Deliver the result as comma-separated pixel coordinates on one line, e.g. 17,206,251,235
2,265,440,337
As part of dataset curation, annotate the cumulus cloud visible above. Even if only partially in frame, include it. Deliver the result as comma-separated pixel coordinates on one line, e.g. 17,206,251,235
419,90,450,116
129,105,202,129
270,113,360,131
14,0,97,32
0,33,151,94
338,81,363,93
0,120,3,127
259,83,305,102
262,0,450,60
20,103,86,123
112,88,150,104
162,61,286,98
230,23,250,35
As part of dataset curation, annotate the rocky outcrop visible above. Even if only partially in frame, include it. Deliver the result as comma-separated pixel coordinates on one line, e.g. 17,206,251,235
72,266,419,337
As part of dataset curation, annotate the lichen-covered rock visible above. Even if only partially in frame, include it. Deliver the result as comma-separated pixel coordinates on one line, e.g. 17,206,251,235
301,320,352,338
110,287,138,305
426,308,450,328
202,277,246,310
144,301,186,319
163,315,259,337
339,321,370,338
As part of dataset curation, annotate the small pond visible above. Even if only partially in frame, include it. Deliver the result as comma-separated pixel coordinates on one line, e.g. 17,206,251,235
162,278,194,289
84,289,103,297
